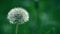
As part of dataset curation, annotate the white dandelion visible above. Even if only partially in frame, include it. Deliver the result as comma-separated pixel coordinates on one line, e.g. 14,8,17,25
7,7,29,24
7,7,29,34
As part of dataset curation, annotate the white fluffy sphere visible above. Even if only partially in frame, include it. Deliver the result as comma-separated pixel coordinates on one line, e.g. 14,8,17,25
7,7,29,24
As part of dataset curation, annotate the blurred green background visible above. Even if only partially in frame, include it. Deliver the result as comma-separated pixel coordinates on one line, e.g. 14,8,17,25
0,0,60,34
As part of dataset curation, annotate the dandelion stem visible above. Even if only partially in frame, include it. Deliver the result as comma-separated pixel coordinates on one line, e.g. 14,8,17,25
15,24,19,34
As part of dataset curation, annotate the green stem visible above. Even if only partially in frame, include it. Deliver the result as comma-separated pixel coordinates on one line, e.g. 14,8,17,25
15,24,19,34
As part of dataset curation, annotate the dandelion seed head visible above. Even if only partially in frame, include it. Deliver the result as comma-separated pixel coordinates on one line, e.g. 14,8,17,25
7,7,29,24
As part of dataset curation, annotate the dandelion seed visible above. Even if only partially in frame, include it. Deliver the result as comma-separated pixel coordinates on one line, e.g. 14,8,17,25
7,7,29,24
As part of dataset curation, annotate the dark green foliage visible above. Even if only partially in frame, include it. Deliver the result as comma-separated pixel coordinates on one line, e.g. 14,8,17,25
0,0,60,34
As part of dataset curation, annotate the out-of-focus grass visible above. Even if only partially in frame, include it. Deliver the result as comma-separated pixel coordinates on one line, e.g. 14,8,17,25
0,0,60,34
